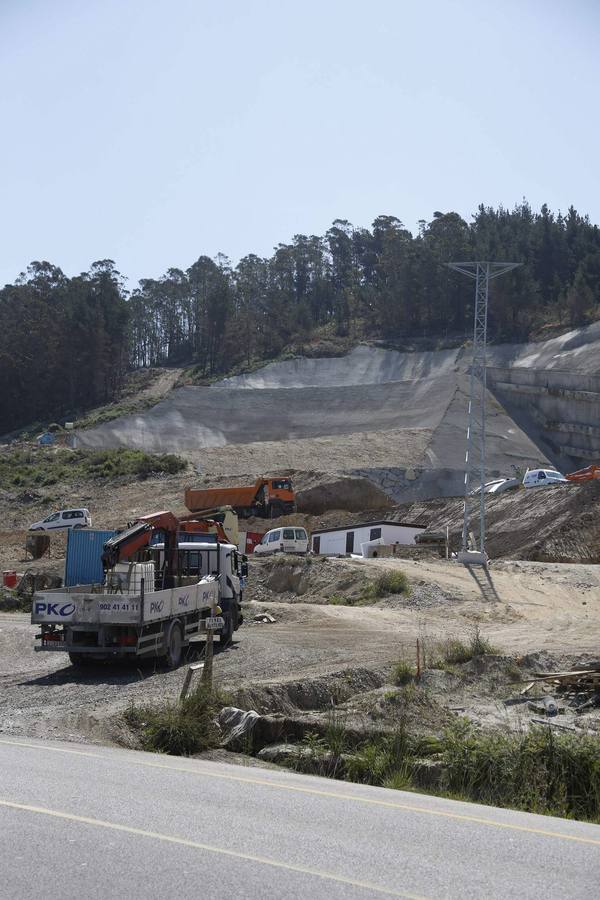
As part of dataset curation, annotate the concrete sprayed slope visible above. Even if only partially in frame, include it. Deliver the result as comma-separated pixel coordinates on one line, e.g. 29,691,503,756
77,376,457,451
218,344,461,388
76,325,600,471
218,322,600,391
487,322,600,374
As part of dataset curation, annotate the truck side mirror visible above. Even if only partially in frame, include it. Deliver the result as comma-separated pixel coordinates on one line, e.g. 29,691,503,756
241,562,249,577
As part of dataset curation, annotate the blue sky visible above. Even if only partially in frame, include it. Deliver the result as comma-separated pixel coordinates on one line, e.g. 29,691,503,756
1,0,599,289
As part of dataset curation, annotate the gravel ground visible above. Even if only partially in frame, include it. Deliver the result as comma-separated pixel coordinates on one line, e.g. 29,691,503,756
1,553,599,746
0,603,402,745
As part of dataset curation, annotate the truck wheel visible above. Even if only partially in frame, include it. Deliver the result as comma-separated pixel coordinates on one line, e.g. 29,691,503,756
218,614,233,648
165,622,183,668
69,652,87,667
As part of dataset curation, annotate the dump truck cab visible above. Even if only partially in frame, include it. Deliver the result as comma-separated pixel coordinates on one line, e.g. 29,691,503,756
262,477,295,516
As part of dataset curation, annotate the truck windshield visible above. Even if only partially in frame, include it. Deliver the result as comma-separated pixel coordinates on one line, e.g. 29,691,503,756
271,480,291,490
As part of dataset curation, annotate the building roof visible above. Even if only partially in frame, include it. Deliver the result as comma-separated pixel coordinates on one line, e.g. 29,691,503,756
311,520,425,536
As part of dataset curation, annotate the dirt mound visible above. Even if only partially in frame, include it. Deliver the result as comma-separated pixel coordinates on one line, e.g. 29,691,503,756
394,481,600,563
247,556,372,605
295,472,394,514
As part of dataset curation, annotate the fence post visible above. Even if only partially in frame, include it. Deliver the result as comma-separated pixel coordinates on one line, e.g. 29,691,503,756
202,590,217,690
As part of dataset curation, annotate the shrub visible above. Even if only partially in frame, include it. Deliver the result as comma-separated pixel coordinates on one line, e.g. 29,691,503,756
0,447,187,490
430,627,498,668
442,721,600,822
124,684,226,756
372,570,410,597
328,594,350,605
276,707,600,823
469,624,497,657
391,659,416,685
345,727,414,786
441,638,471,665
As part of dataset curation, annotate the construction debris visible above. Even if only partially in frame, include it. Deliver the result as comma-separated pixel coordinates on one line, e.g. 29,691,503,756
527,696,562,716
16,569,62,597
532,669,600,693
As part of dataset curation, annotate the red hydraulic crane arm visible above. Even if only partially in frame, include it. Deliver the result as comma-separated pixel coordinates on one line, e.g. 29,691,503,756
565,465,600,482
101,522,153,570
101,510,229,572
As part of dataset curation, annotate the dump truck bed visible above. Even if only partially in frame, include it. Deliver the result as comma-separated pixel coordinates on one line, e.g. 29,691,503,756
185,485,259,511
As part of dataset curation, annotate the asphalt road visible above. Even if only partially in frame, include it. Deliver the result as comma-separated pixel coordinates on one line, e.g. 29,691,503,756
0,737,599,899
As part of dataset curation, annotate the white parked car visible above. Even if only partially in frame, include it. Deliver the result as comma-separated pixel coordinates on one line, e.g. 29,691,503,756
253,526,309,556
522,468,568,489
29,508,91,531
471,477,521,495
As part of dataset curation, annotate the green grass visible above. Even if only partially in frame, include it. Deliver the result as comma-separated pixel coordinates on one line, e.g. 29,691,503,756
468,625,497,657
371,570,411,597
271,553,312,567
0,447,187,489
391,659,416,685
442,720,600,822
328,570,411,607
74,396,159,430
439,638,472,665
425,626,499,669
281,717,600,823
124,683,228,756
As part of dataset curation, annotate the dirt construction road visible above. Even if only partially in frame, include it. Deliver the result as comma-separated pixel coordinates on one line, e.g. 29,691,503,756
1,557,598,746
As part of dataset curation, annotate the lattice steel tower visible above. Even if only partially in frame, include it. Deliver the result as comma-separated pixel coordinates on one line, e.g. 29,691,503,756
447,262,520,563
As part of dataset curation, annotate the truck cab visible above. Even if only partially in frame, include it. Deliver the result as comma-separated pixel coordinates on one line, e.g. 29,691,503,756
262,478,295,517
148,541,245,643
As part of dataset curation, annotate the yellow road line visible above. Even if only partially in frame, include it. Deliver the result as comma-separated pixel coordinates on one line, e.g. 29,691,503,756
1,737,600,847
0,799,424,899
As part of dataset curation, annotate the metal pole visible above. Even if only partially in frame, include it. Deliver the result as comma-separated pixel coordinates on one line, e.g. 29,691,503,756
447,261,520,565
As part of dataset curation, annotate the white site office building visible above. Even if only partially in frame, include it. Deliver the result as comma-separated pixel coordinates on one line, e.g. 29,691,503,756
311,520,425,557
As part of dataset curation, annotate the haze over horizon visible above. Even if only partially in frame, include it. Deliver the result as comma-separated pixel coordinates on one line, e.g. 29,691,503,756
1,0,599,289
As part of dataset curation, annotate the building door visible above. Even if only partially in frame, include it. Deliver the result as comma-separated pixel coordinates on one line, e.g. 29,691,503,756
313,535,320,554
345,531,354,554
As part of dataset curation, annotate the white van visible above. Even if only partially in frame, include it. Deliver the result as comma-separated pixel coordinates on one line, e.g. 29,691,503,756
29,508,91,531
522,468,568,489
253,526,309,556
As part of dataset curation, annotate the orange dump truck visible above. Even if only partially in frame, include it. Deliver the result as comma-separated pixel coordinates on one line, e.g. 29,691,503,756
185,477,296,520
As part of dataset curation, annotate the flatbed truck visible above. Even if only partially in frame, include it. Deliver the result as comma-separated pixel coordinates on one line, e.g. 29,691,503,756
32,513,247,666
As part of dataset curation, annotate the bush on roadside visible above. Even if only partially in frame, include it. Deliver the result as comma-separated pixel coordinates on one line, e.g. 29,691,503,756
124,683,227,756
442,720,600,822
282,715,600,823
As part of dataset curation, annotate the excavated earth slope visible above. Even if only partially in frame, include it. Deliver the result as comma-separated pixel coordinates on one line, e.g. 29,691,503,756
76,324,600,501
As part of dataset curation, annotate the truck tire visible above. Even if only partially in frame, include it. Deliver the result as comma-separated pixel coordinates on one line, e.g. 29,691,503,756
164,621,183,668
219,613,234,648
68,652,87,667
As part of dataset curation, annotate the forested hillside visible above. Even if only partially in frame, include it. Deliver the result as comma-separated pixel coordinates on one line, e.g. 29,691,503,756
1,202,600,432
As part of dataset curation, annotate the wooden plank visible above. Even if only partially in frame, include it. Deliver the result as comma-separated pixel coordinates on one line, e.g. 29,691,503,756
535,669,600,678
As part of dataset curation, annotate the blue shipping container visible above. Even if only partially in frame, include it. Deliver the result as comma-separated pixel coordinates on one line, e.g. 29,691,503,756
65,528,116,587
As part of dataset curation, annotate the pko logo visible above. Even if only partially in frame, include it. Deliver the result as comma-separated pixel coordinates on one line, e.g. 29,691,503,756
34,602,75,617
150,600,164,614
